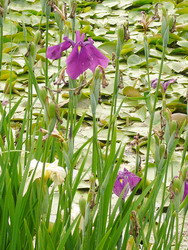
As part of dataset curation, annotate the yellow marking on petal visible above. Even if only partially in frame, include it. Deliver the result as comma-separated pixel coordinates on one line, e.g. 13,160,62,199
78,46,81,52
119,178,123,184
44,169,51,180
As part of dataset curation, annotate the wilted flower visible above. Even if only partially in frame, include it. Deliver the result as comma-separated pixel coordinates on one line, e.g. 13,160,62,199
151,78,176,92
46,31,109,79
24,159,66,195
113,168,141,199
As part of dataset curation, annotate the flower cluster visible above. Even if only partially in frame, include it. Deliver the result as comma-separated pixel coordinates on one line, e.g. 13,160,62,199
46,31,109,79
151,78,176,92
113,168,141,199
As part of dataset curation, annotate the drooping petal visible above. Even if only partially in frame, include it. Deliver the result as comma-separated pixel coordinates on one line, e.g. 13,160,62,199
124,169,142,190
85,43,109,72
46,41,72,60
66,45,91,79
113,175,129,199
113,168,141,200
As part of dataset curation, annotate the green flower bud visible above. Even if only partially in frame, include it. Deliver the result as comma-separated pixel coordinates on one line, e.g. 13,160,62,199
48,222,54,234
94,67,100,79
79,196,86,217
182,167,188,182
39,87,48,105
29,42,36,58
154,134,160,146
169,16,174,31
159,144,166,158
164,109,171,122
117,25,125,45
170,120,177,134
34,30,41,45
173,178,181,193
48,102,56,119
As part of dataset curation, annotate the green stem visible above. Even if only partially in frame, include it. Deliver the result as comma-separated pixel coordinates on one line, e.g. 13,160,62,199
135,145,140,174
105,38,121,159
45,3,50,87
175,212,179,250
177,211,186,248
143,48,166,188
0,16,3,75
144,35,150,90
92,112,98,176
66,78,77,226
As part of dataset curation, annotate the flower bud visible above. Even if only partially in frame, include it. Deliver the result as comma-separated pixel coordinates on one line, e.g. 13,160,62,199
34,30,41,45
117,25,125,45
159,144,166,159
29,42,36,59
48,222,54,234
79,196,86,217
170,120,177,134
182,167,188,182
39,87,48,105
48,102,56,119
173,177,181,193
94,67,100,79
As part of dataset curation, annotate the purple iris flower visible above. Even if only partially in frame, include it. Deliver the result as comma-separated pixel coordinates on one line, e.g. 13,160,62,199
113,168,141,199
162,79,176,92
151,78,176,92
46,31,109,79
182,177,188,201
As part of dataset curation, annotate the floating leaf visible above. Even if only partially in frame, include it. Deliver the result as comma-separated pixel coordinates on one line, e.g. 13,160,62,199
127,54,144,66
168,61,188,73
0,70,17,80
177,41,188,47
98,41,116,55
3,42,18,53
123,86,142,97
3,19,18,36
102,0,120,7
171,113,188,128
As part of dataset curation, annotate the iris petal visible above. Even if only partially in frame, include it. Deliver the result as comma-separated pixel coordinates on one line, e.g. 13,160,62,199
85,44,109,72
46,41,72,60
182,180,188,201
113,168,141,199
66,45,91,79
76,31,85,43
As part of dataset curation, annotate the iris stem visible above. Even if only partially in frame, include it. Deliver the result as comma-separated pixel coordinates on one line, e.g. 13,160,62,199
45,3,50,87
0,16,3,76
144,35,150,90
175,212,179,250
143,46,166,188
105,34,121,161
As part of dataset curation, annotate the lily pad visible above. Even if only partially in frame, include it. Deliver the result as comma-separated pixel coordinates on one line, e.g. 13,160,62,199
127,54,144,66
123,86,142,97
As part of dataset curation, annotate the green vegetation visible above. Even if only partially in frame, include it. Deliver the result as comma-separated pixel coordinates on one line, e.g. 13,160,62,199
0,0,188,249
